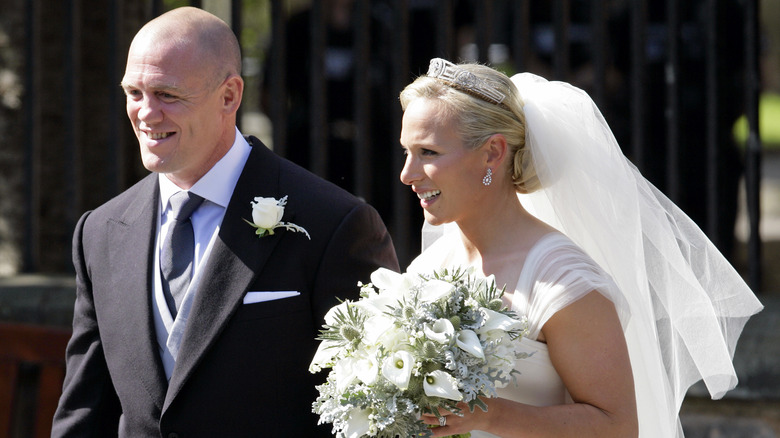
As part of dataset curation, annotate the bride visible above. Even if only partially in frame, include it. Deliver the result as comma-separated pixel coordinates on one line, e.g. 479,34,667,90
400,58,763,437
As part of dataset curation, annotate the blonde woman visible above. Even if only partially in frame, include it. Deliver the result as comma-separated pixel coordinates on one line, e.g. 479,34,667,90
399,58,762,437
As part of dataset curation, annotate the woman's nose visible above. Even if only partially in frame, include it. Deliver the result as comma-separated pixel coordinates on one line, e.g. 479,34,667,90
399,154,418,186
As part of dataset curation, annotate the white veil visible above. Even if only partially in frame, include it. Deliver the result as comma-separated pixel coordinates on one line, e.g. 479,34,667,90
421,73,763,436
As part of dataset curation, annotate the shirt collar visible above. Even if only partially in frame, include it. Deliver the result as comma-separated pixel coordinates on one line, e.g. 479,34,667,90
159,127,252,211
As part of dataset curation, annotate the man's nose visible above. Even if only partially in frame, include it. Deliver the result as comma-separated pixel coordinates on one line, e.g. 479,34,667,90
136,96,163,124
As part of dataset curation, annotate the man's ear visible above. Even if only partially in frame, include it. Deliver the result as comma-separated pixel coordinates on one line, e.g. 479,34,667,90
484,134,509,168
221,74,244,114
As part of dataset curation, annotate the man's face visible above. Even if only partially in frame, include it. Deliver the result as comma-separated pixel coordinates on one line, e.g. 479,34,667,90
121,36,229,188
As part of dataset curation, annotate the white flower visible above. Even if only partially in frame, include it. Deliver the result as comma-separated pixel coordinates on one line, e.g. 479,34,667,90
424,370,463,401
362,314,395,345
311,267,528,437
343,408,372,438
354,353,380,385
251,196,284,228
419,278,454,302
478,308,524,333
356,290,400,316
246,195,310,239
370,267,405,289
424,318,455,344
381,350,415,390
323,301,350,326
456,329,485,360
370,268,417,300
309,339,341,373
378,326,412,352
333,357,360,392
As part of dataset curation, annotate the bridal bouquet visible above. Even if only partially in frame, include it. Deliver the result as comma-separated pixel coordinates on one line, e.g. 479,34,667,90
310,267,528,438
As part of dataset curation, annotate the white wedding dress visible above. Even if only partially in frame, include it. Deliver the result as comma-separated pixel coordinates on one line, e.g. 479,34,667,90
409,231,631,438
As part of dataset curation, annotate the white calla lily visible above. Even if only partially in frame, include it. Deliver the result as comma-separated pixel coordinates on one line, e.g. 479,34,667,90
309,339,341,373
424,318,455,344
381,350,415,390
354,354,380,385
323,301,351,326
456,329,485,360
479,308,524,333
356,291,400,315
333,357,360,392
370,268,416,298
343,408,372,438
419,278,455,302
423,370,463,401
370,268,405,290
362,314,395,345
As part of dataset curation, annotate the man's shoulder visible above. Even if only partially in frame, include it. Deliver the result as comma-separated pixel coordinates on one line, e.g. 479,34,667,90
245,136,366,212
85,173,158,222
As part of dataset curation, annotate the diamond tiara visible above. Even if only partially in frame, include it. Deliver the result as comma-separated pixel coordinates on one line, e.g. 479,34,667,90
426,58,507,106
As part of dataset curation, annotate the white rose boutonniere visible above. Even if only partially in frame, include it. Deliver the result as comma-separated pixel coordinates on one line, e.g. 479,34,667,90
245,195,310,239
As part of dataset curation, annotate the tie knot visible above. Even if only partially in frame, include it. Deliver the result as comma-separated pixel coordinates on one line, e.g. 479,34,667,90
169,191,204,221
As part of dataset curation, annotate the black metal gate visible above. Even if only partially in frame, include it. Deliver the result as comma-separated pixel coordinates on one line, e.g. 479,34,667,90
8,0,762,288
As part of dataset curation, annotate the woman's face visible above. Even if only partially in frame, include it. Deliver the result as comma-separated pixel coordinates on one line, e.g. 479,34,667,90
400,98,486,226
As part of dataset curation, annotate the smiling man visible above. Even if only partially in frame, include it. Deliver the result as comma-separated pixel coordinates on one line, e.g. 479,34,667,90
52,7,398,437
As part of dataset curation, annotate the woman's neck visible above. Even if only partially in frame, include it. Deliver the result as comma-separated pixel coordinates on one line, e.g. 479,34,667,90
457,193,533,261
455,191,553,290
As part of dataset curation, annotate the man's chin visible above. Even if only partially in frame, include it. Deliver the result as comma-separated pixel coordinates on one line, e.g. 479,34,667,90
140,154,171,174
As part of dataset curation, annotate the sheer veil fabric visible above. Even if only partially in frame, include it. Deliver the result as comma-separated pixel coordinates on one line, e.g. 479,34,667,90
419,73,763,437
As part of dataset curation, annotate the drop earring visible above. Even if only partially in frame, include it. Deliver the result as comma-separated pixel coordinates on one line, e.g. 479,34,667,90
482,168,493,186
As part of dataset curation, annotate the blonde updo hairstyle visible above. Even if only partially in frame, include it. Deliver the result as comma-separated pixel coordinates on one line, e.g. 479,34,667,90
399,62,540,193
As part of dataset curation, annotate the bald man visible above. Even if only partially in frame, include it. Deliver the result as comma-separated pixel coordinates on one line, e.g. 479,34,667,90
52,7,398,437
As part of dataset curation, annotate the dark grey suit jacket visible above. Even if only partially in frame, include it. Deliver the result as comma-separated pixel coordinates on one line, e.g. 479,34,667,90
52,137,399,437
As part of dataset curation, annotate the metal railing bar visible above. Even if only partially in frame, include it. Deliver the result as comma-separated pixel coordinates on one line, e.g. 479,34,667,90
665,0,681,203
106,0,123,198
269,0,287,156
353,0,372,201
23,0,40,272
590,0,606,106
63,0,82,271
705,0,720,246
474,1,492,63
512,0,531,75
435,0,455,59
309,0,328,177
744,0,763,290
630,0,647,170
391,0,413,267
553,0,570,81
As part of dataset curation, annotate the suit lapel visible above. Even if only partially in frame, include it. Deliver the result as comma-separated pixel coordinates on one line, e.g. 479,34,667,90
164,142,288,409
106,175,168,409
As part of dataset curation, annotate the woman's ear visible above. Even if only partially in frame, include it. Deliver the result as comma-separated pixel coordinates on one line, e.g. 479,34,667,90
484,134,508,168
